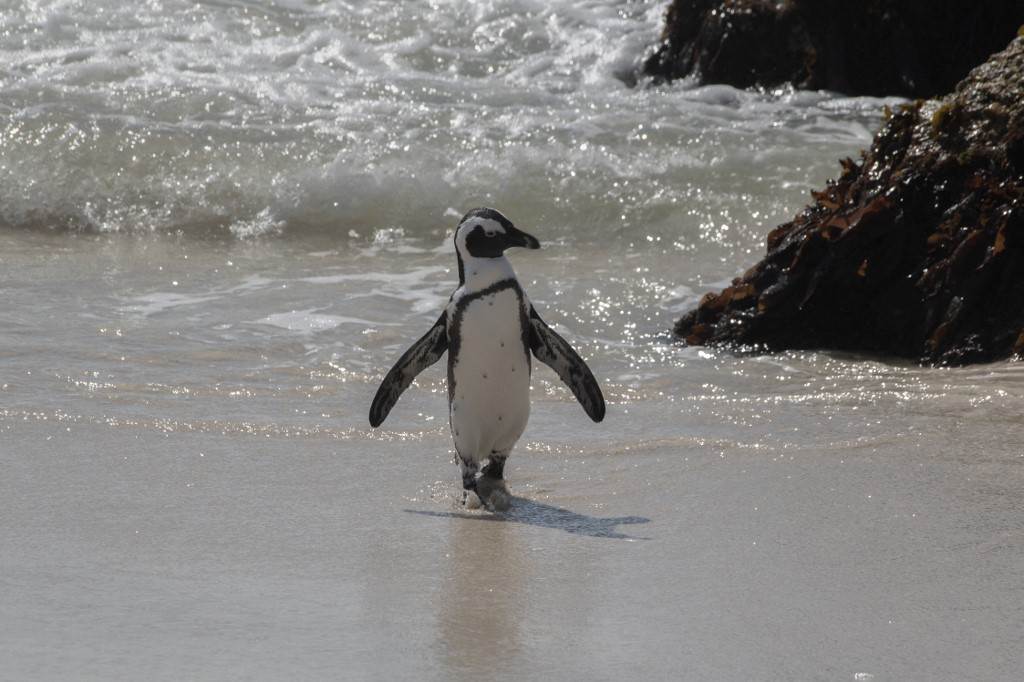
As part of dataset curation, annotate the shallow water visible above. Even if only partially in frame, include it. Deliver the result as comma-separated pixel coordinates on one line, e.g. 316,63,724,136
3,2,1024,680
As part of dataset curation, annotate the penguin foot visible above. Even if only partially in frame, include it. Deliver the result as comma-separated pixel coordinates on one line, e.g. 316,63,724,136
463,490,483,510
476,477,511,512
485,487,511,512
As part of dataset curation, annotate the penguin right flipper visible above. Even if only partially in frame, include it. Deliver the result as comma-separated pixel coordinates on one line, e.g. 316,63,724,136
369,312,448,427
528,307,605,423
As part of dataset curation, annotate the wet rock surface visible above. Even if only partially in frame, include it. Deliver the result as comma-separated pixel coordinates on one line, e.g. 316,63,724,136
643,1,1024,98
675,37,1024,365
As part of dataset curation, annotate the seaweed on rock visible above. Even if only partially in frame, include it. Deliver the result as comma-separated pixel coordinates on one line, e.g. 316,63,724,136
674,37,1024,365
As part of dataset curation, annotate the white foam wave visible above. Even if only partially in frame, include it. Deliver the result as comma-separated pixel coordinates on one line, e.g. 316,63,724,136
229,208,285,239
257,309,379,334
0,0,890,244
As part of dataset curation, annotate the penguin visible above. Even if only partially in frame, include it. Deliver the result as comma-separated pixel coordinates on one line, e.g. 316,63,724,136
369,207,605,510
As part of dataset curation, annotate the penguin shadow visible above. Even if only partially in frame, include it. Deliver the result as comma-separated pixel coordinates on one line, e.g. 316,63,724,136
405,494,651,540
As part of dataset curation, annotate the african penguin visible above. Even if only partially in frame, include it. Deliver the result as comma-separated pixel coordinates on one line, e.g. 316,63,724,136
369,207,605,511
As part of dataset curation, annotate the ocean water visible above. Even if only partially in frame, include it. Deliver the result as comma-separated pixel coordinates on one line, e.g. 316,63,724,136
2,1,1023,680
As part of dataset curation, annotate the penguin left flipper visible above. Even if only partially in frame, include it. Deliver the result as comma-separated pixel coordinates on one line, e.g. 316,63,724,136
528,307,606,423
369,311,448,427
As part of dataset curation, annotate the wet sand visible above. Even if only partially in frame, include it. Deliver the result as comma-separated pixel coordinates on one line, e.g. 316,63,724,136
5,407,1023,679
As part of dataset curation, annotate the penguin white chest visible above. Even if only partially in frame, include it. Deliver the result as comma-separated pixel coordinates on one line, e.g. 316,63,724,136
449,286,531,462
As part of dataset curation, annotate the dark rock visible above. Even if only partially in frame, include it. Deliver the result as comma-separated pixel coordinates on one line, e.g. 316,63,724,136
674,37,1024,365
644,1,1024,98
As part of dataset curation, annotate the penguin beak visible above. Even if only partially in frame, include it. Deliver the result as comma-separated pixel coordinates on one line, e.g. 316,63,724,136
506,226,540,251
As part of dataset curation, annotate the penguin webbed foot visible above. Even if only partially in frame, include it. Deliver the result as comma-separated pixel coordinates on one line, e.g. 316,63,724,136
463,489,484,510
459,476,510,512
476,475,511,512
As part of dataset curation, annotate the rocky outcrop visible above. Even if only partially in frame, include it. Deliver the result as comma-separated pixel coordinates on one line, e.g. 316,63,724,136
643,1,1024,98
674,36,1024,365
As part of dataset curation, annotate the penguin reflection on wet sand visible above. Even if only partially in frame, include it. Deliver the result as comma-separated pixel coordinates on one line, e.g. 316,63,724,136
369,208,605,511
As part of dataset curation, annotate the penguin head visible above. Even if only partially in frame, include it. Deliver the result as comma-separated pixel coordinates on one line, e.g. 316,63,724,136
453,207,540,260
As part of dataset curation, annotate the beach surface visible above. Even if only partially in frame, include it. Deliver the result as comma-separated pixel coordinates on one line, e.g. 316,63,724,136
2,1,1023,679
